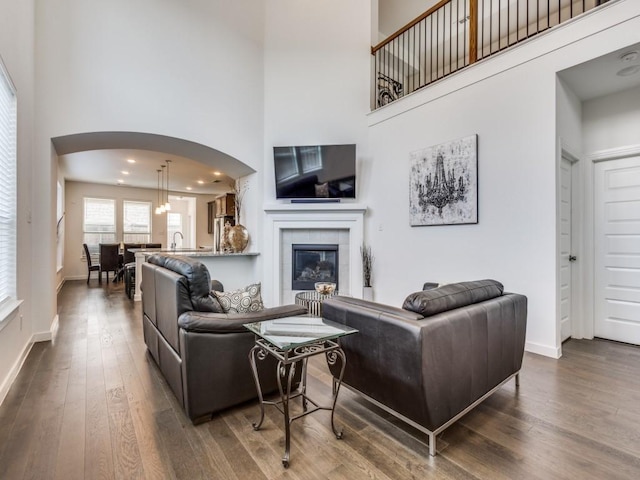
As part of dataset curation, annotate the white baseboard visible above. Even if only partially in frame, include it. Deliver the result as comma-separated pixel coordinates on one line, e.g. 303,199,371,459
32,314,59,343
0,339,34,407
65,275,88,282
56,278,65,294
525,341,562,359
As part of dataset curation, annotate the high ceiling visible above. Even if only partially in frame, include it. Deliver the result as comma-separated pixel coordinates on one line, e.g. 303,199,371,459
558,42,640,101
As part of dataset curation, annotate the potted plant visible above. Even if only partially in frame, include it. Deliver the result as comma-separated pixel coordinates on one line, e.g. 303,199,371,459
361,244,374,300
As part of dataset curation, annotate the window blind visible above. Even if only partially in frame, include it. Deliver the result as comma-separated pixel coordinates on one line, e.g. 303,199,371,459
83,197,116,254
123,200,151,243
0,59,17,306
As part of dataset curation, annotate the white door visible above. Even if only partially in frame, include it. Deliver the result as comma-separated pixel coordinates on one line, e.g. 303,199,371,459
559,157,574,342
594,156,640,345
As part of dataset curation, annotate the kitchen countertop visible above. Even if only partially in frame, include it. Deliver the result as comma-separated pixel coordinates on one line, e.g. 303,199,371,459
129,248,259,258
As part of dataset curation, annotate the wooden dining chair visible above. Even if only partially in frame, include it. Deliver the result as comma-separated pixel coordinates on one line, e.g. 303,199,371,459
99,243,120,283
83,243,101,284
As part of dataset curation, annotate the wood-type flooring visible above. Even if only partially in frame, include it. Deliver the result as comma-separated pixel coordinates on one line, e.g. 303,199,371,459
1,280,639,479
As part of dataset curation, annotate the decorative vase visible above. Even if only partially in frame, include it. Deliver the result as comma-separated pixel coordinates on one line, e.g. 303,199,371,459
363,286,374,301
228,224,249,252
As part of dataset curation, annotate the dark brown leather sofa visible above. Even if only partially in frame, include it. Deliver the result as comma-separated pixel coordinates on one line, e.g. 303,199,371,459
322,279,527,455
141,254,307,423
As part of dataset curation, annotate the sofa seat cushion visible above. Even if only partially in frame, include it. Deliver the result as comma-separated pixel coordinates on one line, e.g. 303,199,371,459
402,279,504,317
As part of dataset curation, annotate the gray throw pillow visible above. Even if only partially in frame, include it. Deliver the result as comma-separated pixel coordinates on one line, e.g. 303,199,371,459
402,279,504,317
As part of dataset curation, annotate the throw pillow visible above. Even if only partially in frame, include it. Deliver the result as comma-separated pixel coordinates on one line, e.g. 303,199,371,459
213,282,264,314
403,279,504,317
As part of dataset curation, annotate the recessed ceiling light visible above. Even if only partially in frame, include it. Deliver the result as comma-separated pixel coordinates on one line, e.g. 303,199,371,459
127,159,136,164
121,170,129,175
186,186,193,191
617,65,640,77
213,171,221,176
620,51,639,63
197,180,205,184
117,179,124,184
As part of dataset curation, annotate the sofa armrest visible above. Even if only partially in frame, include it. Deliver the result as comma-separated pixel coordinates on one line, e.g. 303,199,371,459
178,304,308,334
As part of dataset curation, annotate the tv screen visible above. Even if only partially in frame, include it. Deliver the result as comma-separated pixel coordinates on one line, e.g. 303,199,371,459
274,144,356,200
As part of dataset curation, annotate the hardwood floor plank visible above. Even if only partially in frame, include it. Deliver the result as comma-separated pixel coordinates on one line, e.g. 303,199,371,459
206,412,268,480
105,386,146,479
155,408,207,480
0,342,46,458
84,332,115,480
54,338,87,480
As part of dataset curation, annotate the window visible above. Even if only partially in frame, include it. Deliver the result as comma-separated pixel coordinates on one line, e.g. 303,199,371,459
0,57,17,310
83,198,116,256
298,146,322,174
167,212,183,249
123,200,151,243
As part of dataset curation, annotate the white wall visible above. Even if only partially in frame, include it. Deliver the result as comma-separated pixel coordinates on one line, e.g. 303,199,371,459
378,0,438,38
364,1,640,358
32,0,267,338
64,181,217,280
557,79,583,157
583,84,640,154
0,0,35,402
263,0,371,198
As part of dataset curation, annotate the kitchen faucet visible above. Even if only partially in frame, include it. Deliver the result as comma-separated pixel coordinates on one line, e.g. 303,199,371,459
171,231,184,250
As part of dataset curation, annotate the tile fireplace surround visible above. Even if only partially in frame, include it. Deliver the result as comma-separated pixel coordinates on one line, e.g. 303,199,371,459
263,203,367,306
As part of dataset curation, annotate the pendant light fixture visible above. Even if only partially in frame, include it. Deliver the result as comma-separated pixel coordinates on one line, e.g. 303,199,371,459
164,159,172,211
155,169,162,214
159,165,166,214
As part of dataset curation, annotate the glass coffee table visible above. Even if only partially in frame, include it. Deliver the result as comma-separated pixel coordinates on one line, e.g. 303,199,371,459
244,315,358,468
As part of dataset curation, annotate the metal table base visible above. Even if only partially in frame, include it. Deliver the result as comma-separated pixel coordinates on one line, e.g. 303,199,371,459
248,338,347,468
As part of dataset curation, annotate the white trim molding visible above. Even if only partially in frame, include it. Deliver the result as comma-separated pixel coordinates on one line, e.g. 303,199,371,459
587,144,640,163
0,339,33,406
525,341,562,359
263,203,367,306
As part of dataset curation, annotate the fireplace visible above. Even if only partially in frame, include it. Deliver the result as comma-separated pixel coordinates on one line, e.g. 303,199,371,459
292,244,339,290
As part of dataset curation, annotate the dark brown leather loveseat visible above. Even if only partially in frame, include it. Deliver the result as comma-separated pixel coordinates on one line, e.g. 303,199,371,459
322,279,527,455
141,254,307,423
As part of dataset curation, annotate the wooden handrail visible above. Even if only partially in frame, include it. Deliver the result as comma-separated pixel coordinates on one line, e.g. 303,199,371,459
371,0,452,54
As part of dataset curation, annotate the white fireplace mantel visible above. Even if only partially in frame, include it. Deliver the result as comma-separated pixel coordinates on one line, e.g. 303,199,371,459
263,203,367,306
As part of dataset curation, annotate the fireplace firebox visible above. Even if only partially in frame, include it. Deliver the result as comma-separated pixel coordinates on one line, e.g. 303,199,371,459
292,244,339,290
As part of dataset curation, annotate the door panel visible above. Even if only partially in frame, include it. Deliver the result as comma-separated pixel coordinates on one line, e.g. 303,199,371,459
594,157,640,345
559,157,573,342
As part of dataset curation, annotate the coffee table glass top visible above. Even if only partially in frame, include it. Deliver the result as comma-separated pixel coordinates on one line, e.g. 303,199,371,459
244,315,357,351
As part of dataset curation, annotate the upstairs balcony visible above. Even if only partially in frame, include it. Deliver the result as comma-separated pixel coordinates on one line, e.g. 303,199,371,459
373,0,608,109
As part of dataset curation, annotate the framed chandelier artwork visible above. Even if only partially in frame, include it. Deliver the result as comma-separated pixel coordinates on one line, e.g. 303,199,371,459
409,134,478,226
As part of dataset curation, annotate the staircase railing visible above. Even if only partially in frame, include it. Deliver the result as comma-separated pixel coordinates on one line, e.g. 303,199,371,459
372,0,605,109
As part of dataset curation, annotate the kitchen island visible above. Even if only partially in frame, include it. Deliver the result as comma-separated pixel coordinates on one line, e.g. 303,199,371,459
131,248,259,301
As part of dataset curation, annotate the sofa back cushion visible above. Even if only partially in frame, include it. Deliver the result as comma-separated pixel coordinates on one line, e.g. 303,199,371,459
147,254,224,314
402,279,504,317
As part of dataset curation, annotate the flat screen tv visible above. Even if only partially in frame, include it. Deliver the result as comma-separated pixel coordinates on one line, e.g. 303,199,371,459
274,144,356,200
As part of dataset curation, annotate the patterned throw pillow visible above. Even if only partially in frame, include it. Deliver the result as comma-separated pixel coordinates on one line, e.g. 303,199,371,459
213,283,264,313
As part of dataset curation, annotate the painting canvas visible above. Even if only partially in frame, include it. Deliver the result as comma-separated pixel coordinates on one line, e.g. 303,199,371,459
409,135,478,226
